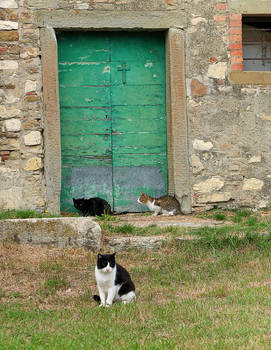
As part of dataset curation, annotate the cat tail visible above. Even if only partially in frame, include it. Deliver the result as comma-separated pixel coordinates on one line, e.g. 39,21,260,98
93,295,101,302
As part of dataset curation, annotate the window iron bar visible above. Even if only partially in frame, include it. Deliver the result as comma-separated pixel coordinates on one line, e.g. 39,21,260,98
243,28,271,31
243,42,271,45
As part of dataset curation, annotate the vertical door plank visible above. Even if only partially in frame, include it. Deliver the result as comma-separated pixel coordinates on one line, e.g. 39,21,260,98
111,32,167,212
58,32,113,213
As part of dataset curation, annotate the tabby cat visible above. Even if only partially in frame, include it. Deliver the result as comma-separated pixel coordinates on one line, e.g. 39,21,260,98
137,193,182,216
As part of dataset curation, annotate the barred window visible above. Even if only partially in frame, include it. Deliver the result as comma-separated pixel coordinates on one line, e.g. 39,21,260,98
243,16,271,71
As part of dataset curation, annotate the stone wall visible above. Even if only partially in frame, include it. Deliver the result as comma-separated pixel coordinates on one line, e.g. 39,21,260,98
0,0,271,212
186,0,271,210
0,0,44,210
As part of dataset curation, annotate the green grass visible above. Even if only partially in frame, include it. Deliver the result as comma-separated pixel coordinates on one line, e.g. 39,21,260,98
211,212,226,221
2,211,271,348
101,222,180,236
2,234,271,348
100,209,268,239
40,275,69,295
94,213,120,222
0,210,83,220
196,208,253,223
0,210,44,220
0,210,62,220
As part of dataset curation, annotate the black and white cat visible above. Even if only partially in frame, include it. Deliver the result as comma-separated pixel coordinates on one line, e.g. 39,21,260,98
73,197,112,216
93,253,136,307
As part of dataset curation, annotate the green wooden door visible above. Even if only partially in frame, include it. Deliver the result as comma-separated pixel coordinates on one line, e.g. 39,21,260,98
58,31,167,212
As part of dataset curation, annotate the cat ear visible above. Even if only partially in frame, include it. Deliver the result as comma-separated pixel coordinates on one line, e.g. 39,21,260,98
112,252,116,257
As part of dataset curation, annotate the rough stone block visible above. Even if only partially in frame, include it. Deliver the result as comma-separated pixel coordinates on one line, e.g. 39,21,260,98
24,95,40,102
0,20,18,30
207,62,227,80
24,131,42,146
191,78,208,97
0,30,18,41
193,139,213,151
0,60,18,69
0,217,102,252
243,178,264,191
193,177,224,193
0,0,18,8
197,192,232,203
107,235,167,251
0,106,20,118
3,118,21,131
248,156,261,164
24,157,42,171
20,47,40,59
25,80,37,93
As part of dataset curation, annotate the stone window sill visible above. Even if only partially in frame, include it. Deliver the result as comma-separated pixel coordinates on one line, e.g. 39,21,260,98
230,71,271,85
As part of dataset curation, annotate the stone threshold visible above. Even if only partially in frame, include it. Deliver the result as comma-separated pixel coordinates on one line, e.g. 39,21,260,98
101,213,223,228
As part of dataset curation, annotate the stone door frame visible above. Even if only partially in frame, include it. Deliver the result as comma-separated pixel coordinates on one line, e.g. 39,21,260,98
37,10,191,214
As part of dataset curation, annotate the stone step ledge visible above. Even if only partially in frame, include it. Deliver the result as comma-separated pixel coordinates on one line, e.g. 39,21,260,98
0,217,101,252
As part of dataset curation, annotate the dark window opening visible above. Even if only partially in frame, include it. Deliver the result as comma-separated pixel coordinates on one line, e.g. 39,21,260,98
242,16,271,71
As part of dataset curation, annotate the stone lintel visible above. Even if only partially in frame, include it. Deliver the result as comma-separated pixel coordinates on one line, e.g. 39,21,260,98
34,10,187,29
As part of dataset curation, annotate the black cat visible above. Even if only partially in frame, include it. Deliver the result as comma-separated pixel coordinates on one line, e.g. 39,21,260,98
73,197,112,216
